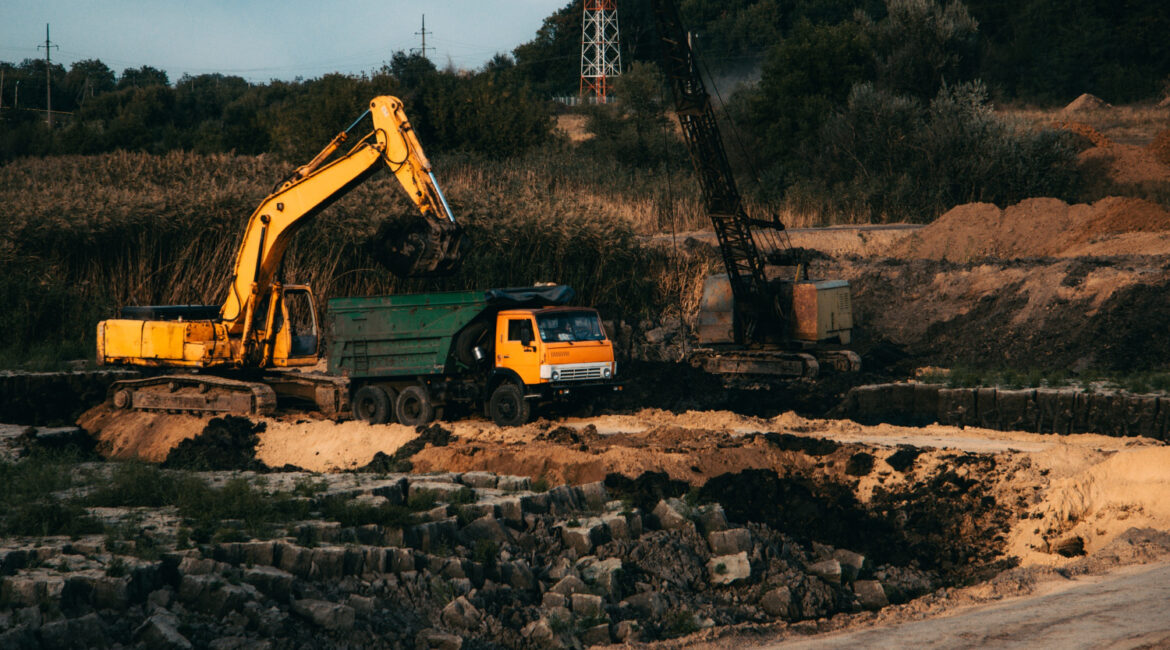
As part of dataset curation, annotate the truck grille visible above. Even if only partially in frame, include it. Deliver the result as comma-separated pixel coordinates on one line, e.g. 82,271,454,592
558,366,603,381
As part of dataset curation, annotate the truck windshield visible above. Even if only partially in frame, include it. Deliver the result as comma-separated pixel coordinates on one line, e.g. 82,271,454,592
536,311,606,343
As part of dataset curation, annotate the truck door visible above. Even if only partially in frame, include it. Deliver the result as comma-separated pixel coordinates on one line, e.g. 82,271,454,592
496,315,541,386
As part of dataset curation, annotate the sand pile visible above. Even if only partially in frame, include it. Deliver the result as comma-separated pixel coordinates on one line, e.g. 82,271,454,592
889,196,1170,260
1062,93,1112,114
1009,445,1170,565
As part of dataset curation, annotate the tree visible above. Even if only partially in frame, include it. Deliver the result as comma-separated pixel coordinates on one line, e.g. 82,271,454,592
118,65,169,89
513,1,582,96
871,0,979,100
65,59,116,106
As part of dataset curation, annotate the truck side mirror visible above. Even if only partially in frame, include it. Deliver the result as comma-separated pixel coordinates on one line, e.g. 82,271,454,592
520,329,533,347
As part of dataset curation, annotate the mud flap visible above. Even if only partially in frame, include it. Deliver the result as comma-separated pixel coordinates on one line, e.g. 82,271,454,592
369,218,465,277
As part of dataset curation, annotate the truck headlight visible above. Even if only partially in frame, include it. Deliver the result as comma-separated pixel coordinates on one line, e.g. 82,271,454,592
603,367,612,379
551,369,560,381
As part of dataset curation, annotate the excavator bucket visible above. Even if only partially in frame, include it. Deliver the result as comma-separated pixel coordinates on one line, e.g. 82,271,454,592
369,218,466,277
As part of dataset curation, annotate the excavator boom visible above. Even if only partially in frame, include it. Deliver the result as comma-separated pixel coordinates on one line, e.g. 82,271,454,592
221,96,462,329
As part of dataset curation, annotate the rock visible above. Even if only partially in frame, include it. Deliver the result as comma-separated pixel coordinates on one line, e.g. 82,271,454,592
760,586,792,618
550,574,588,596
134,613,192,649
497,475,531,492
542,592,567,610
580,622,611,646
440,595,482,630
833,549,866,582
571,592,604,617
615,619,641,642
652,499,689,530
547,485,581,512
292,599,356,631
461,471,499,489
578,481,609,509
461,516,512,545
546,556,574,581
808,558,842,585
500,560,536,591
347,594,375,615
39,612,106,649
408,480,469,501
854,580,889,610
601,513,629,540
707,528,752,555
621,591,666,618
242,566,294,602
521,619,558,646
560,519,610,555
707,552,751,585
579,557,623,599
416,628,464,650
696,504,729,533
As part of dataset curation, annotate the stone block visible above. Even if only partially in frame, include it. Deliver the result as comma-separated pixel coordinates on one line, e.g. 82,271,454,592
292,599,355,631
854,580,889,610
461,472,499,489
707,528,752,555
440,595,481,630
760,586,791,618
571,592,604,617
707,551,751,585
808,558,842,585
652,499,689,530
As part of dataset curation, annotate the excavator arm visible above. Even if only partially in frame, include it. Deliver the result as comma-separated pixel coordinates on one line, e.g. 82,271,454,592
220,96,463,330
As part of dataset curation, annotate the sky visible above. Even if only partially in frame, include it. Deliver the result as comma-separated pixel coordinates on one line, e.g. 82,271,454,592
1,0,569,82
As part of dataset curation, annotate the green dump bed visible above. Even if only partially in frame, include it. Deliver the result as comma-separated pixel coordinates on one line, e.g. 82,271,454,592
327,290,488,379
326,285,575,380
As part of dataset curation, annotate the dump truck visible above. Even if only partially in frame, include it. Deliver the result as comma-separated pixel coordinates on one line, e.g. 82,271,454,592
327,284,618,427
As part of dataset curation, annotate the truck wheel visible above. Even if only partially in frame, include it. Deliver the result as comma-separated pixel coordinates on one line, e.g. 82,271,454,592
396,385,435,426
489,383,530,427
352,385,393,424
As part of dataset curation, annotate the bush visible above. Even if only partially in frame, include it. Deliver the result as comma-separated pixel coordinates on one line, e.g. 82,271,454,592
804,81,1080,221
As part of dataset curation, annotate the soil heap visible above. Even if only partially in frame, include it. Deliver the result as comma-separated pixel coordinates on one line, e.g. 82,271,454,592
889,196,1170,260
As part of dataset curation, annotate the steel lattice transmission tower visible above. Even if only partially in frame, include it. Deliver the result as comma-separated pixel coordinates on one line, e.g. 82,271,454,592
579,0,621,102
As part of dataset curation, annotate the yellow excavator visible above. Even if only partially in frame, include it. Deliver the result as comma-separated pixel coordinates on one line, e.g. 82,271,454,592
97,96,464,414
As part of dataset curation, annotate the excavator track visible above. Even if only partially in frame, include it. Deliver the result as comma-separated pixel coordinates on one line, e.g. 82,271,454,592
108,375,276,416
691,348,862,379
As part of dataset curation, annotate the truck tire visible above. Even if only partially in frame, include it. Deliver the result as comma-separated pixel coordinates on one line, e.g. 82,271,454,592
352,385,394,424
454,322,490,367
489,383,531,427
396,385,435,426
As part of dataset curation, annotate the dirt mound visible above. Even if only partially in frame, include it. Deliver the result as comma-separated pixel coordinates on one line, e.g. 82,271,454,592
1062,93,1112,113
1050,120,1113,148
889,196,1170,260
161,416,267,471
1149,129,1170,166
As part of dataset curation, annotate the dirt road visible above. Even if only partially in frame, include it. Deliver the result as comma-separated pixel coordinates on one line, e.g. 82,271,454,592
775,561,1170,649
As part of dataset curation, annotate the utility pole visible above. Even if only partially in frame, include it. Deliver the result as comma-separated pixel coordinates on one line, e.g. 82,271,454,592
0,69,5,111
37,23,58,127
412,15,431,59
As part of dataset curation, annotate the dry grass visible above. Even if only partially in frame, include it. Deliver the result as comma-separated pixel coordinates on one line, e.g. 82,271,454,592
1008,104,1170,146
0,150,714,364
